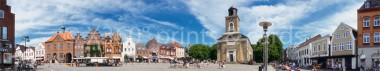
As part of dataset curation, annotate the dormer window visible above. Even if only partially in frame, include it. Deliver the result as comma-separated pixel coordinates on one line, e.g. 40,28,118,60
0,10,4,18
365,2,370,8
229,22,234,32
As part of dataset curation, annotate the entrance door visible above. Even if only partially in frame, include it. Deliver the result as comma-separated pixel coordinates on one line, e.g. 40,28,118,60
66,53,72,63
228,51,234,62
229,54,233,62
52,53,57,63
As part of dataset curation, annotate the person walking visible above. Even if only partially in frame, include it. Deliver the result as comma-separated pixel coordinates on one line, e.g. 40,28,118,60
338,63,342,71
312,66,317,71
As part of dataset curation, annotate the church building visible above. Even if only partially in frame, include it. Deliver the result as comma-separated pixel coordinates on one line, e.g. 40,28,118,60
217,6,253,63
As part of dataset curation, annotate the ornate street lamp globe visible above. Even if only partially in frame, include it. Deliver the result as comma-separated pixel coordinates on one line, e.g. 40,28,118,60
259,21,272,32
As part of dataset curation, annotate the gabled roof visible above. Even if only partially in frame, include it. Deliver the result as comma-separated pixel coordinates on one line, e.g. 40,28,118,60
359,0,380,10
85,29,103,44
333,22,358,39
46,32,74,42
171,42,183,48
341,22,358,38
298,34,321,48
27,46,36,51
112,33,122,42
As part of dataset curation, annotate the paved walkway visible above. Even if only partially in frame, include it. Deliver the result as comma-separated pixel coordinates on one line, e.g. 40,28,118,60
37,63,276,71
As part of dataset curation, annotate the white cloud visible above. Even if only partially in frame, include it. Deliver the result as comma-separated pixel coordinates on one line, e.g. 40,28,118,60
141,16,181,29
301,1,363,36
9,0,183,45
183,0,345,44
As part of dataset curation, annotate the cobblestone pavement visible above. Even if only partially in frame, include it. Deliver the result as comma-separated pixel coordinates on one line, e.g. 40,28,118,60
36,63,276,71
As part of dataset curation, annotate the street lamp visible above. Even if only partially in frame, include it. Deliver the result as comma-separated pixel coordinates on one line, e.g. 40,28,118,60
21,35,30,61
259,21,272,71
21,36,30,47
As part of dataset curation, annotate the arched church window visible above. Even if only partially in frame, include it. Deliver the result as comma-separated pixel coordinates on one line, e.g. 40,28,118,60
229,22,234,32
228,36,233,40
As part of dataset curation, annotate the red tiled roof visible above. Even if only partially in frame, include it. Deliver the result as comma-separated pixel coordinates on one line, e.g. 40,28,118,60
171,42,183,48
46,32,74,42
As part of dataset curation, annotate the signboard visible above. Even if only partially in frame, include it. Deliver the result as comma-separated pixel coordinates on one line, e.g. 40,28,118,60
3,53,12,64
0,47,11,52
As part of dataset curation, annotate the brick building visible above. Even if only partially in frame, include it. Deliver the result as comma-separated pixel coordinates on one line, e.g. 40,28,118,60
74,33,84,58
83,29,103,57
159,44,175,63
45,25,74,63
0,0,15,69
357,0,380,69
104,33,122,59
135,43,148,62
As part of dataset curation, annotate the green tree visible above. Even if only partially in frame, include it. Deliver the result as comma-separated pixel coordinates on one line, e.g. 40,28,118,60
209,44,218,60
188,44,210,61
253,34,283,63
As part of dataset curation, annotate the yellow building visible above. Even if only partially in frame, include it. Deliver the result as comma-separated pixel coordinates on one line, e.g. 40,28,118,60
216,6,253,63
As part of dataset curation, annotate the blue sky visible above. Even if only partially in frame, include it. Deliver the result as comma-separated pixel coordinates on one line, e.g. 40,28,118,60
9,0,365,48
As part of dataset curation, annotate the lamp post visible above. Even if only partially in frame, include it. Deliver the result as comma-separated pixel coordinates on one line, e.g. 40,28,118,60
259,21,272,71
21,36,30,61
21,36,30,47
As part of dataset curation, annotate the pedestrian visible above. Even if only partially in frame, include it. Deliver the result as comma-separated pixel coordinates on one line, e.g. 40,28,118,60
312,66,317,71
338,63,342,71
222,60,226,69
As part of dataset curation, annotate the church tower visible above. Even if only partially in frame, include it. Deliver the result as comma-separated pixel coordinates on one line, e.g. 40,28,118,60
217,6,253,64
225,6,240,33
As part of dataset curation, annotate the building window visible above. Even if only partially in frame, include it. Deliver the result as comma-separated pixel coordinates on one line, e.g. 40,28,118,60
59,53,64,58
336,34,340,39
60,43,63,49
340,43,344,50
364,33,370,43
375,17,380,26
344,32,348,38
106,48,111,53
318,45,321,51
364,18,370,27
54,44,57,49
347,41,352,50
125,48,126,52
229,22,234,32
323,44,326,51
0,10,3,18
375,32,380,43
47,45,50,50
2,26,7,39
333,44,337,51
67,43,71,48
365,2,370,8
47,54,51,59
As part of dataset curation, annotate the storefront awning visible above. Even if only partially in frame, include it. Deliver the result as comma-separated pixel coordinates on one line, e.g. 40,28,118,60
143,56,148,58
36,58,44,60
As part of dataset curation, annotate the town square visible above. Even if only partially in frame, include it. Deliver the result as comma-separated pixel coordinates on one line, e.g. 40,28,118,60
1,0,380,71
